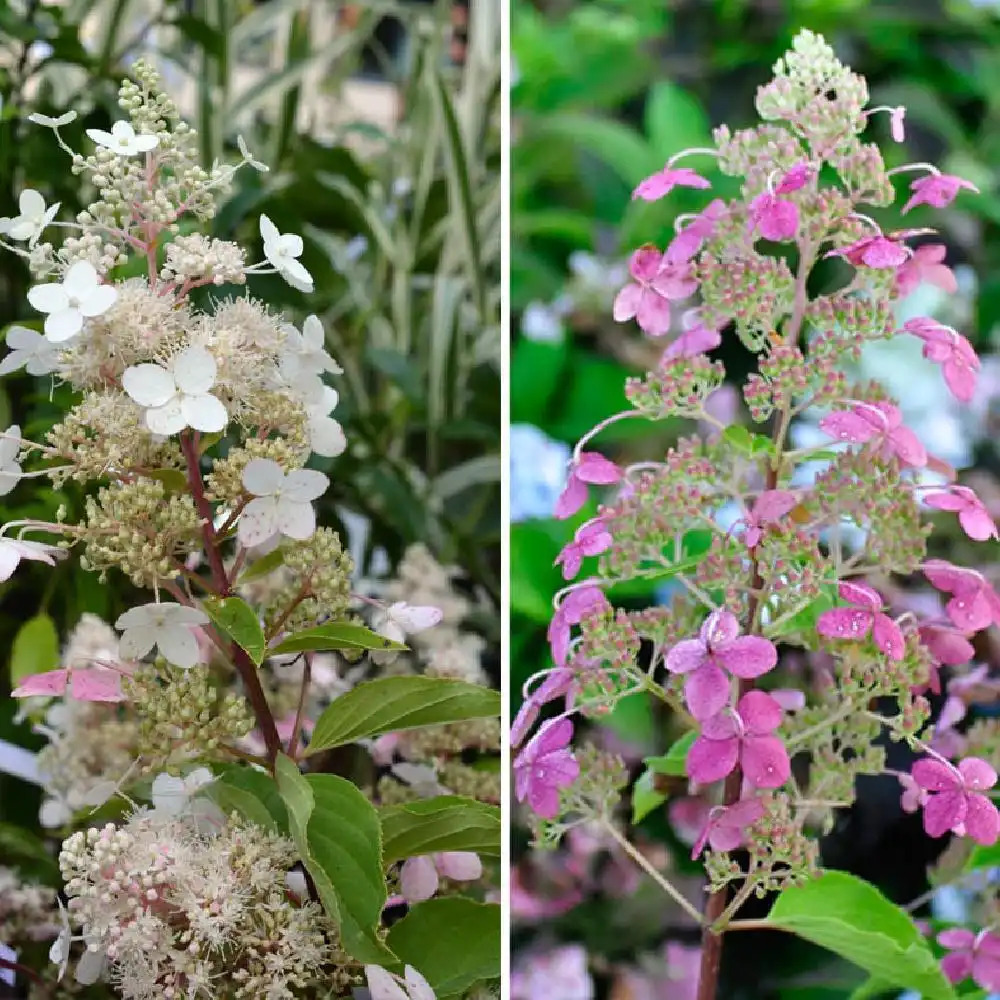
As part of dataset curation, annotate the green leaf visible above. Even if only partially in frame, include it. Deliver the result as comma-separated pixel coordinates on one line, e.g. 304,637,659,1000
766,871,957,1000
237,548,285,584
270,622,407,657
534,112,656,187
965,839,1000,872
644,80,711,160
145,468,188,493
202,596,267,666
847,978,900,1000
644,731,697,777
386,897,500,995
10,614,60,686
274,754,393,963
631,769,667,824
509,521,563,623
380,796,500,865
202,767,288,834
722,425,775,457
306,677,500,755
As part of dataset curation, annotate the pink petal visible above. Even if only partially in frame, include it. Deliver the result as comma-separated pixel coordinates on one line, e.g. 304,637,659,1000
717,635,778,678
922,789,967,837
958,757,998,791
686,734,739,784
737,690,783,735
923,559,978,594
946,590,994,632
912,757,962,792
838,580,882,609
938,928,977,950
684,663,731,720
527,781,562,819
69,669,125,702
11,668,68,698
775,162,811,194
662,323,721,359
963,793,1000,846
526,716,575,759
629,245,663,282
873,613,905,661
819,410,880,444
816,607,873,641
958,504,997,542
941,951,974,985
757,198,799,241
861,237,908,268
924,491,967,514
434,851,482,881
546,619,571,665
554,542,583,581
888,425,927,467
553,475,587,520
665,638,707,675
400,856,439,903
612,283,642,322
740,734,790,788
700,610,740,648
920,625,974,666
576,452,622,485
752,490,798,522
972,950,1000,992
942,358,978,404
699,711,741,741
635,288,673,337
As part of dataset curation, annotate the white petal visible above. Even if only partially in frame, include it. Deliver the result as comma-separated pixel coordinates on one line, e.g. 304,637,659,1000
44,308,82,342
399,856,439,903
180,392,228,432
0,424,20,467
276,499,316,540
122,364,175,407
151,772,188,815
30,111,77,127
155,626,200,668
259,214,279,244
183,767,214,793
172,345,217,394
164,605,209,626
145,398,188,436
404,966,436,1000
0,350,27,375
63,260,99,298
119,626,156,661
111,120,136,141
390,603,443,632
278,233,304,257
302,315,324,349
310,415,347,457
6,325,42,350
74,946,105,985
19,189,45,217
27,282,69,314
25,351,59,376
283,468,328,502
0,542,22,581
238,496,281,547
365,966,410,1000
79,284,117,317
0,466,21,496
40,797,72,828
7,219,38,241
85,128,115,147
133,133,159,152
280,257,312,286
115,604,157,629
242,458,284,497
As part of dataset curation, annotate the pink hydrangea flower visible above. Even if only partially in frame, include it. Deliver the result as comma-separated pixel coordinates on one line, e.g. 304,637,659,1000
555,519,613,580
902,173,979,214
939,929,1000,991
924,485,997,541
826,234,909,269
903,318,980,404
514,717,580,819
775,162,812,193
665,610,779,720
511,668,574,748
399,851,482,904
816,580,904,661
819,400,927,468
740,489,799,548
632,165,710,203
916,623,975,694
665,199,727,264
911,756,1000,845
686,691,790,789
12,666,125,702
690,797,765,857
748,192,799,241
895,244,957,297
661,322,721,361
554,451,622,519
547,585,608,664
923,560,1000,632
613,246,698,336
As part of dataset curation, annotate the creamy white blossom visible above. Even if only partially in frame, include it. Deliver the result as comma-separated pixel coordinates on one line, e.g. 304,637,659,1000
306,385,347,457
27,261,118,342
86,119,158,157
237,134,269,172
280,315,342,381
260,214,313,292
28,110,77,128
115,602,209,669
122,344,228,435
238,458,328,546
0,425,21,496
371,602,442,665
0,189,59,246
150,767,213,816
0,536,63,580
0,325,60,376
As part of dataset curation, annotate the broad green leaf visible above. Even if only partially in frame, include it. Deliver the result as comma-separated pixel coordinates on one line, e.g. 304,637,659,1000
645,80,711,160
145,468,188,493
203,596,267,665
274,754,394,963
722,425,775,457
10,614,60,686
270,622,406,657
631,769,667,824
534,113,656,187
509,521,563,623
847,978,900,1000
380,796,500,864
644,731,698,777
386,897,501,995
766,871,957,1000
237,548,285,584
307,677,499,755
964,840,1000,872
202,767,288,833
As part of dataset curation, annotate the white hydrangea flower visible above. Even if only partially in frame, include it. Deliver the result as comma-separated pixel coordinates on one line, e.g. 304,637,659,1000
0,325,60,376
365,965,436,1000
114,602,209,669
86,120,158,157
280,315,342,382
0,536,63,580
0,424,21,495
27,261,118,342
306,385,347,457
0,189,60,246
260,214,313,292
238,458,328,547
150,767,213,817
28,110,77,128
237,134,269,172
122,344,228,435
371,602,442,664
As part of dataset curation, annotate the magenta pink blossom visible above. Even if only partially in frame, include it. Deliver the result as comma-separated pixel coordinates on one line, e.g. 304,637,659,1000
923,560,1000,632
12,666,125,702
632,165,711,203
826,234,909,269
916,623,975,695
690,797,765,858
741,489,798,548
665,610,779,720
748,193,799,241
686,691,790,789
665,199,727,264
938,929,1000,991
819,400,927,468
924,485,996,541
511,668,574,749
547,585,608,665
816,580,904,660
775,162,812,193
555,519,613,580
514,717,580,819
661,323,721,361
903,317,980,404
895,244,957,297
554,451,622,519
911,756,1000,845
902,173,979,214
613,246,698,336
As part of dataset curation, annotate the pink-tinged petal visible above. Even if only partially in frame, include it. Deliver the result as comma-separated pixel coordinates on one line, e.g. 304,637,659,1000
775,162,811,194
399,856,439,903
686,734,739,784
816,607,873,641
942,358,978,404
700,711,740,741
576,452,622,485
940,951,974,985
924,491,967,514
939,928,977,950
553,474,586,520
740,734,790,788
770,688,806,712
700,610,740,648
530,716,575,758
957,757,998,791
873,614,905,661
665,228,703,265
757,198,799,242
635,288,673,337
546,619,571,666
663,323,721,359
922,789,967,837
718,635,778,679
434,851,482,882
665,638,707,675
963,793,1000,846
612,283,642,323
576,520,613,556
861,237,908,268
920,626,974,666
527,782,562,819
684,663,731,720
923,559,978,594
958,504,997,542
649,263,699,301
838,580,882,609
11,668,68,698
890,106,906,143
554,542,583,581
819,410,880,444
752,490,798,522
629,245,663,282
912,757,962,792
706,822,744,853
888,425,927,467
737,690,783,735
632,166,710,202
972,950,1000,992
946,590,994,632
69,669,125,702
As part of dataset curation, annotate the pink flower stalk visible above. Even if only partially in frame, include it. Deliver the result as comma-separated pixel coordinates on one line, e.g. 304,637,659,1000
555,519,613,580
819,400,927,468
554,451,622,519
690,797,765,858
613,246,698,336
399,851,482,904
895,244,957,297
826,233,909,269
924,485,997,541
632,165,711,203
661,322,721,361
816,580,905,661
741,489,799,548
775,162,812,193
911,756,1000,845
903,317,980,404
665,199,727,264
748,192,799,241
923,560,1000,632
686,691,791,789
514,717,580,819
665,610,779,720
938,929,1000,991
901,173,979,214
12,666,125,702
547,586,608,665
511,668,574,748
